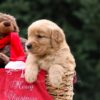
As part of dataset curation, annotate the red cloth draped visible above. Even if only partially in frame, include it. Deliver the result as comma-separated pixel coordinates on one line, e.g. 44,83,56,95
0,32,25,61
0,35,10,49
0,69,53,100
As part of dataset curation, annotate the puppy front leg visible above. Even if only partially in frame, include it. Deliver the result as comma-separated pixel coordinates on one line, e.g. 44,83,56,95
25,54,39,83
48,64,65,87
0,53,9,64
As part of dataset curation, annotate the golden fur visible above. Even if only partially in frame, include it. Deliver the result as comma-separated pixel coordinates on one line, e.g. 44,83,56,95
0,13,19,35
25,19,76,87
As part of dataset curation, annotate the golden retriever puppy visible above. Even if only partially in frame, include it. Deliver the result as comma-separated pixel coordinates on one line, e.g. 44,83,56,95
25,19,76,87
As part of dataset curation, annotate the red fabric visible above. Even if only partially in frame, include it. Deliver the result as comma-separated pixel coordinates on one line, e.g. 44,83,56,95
0,35,10,49
10,32,25,61
0,32,26,61
0,69,53,100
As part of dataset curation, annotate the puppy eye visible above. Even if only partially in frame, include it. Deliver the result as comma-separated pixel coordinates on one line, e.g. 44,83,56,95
37,35,44,38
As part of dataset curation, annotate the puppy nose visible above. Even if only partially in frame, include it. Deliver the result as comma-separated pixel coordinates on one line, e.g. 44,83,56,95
26,44,32,49
4,21,11,27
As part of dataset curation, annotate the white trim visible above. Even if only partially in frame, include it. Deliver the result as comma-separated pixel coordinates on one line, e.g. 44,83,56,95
5,61,25,69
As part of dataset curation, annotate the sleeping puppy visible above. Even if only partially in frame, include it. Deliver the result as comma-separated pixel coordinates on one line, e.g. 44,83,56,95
25,19,76,87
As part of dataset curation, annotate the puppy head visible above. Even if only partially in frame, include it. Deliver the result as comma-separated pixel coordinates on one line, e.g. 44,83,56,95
26,19,65,56
0,13,19,35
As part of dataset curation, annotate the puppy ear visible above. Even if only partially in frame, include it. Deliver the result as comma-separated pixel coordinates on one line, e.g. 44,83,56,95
13,21,19,32
10,17,19,32
50,29,64,48
14,24,19,32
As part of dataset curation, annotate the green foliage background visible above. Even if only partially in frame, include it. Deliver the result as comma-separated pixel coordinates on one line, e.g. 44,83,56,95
0,0,100,100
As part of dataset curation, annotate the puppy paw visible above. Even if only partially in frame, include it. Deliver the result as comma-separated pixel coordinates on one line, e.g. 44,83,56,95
49,65,65,87
0,53,6,59
49,74,63,87
0,53,9,63
25,70,38,83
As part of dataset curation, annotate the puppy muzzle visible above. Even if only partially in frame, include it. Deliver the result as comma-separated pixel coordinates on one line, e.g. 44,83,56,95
3,21,11,27
26,43,32,50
